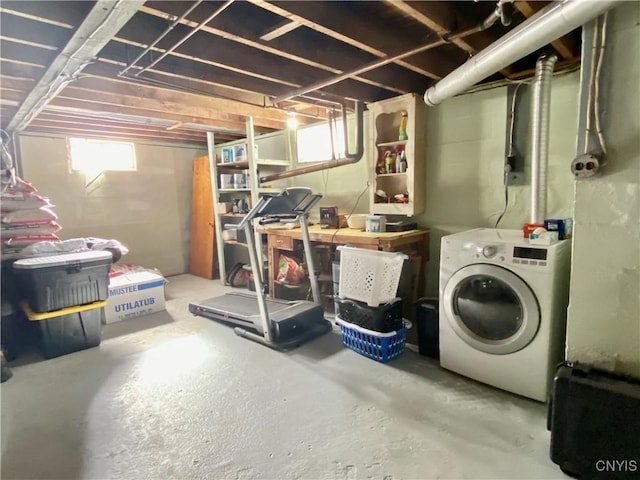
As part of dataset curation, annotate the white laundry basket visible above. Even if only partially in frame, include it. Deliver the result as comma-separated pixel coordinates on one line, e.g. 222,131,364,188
337,246,407,306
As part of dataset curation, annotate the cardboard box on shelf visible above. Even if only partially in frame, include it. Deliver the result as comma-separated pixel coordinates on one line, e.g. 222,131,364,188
104,271,166,324
217,202,233,214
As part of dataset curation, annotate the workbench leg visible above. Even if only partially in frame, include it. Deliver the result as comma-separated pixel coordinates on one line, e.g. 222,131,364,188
268,247,277,298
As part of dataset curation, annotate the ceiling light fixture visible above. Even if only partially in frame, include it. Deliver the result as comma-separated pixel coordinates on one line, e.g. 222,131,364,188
286,112,298,129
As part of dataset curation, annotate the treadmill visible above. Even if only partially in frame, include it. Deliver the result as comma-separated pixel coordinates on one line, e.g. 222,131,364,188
189,187,332,350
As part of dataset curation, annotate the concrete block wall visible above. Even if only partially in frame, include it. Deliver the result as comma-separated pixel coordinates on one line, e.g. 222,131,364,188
415,72,580,297
18,134,205,276
566,2,640,377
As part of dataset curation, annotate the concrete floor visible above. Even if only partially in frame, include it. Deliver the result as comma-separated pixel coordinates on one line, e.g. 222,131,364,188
1,274,567,479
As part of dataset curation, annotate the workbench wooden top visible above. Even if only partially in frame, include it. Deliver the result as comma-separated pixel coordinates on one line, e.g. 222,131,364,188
260,224,429,248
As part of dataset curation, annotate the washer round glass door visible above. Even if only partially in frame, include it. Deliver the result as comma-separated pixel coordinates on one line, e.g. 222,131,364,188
442,264,540,355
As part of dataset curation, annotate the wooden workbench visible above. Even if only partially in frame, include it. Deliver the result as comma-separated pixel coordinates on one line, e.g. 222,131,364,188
262,224,429,304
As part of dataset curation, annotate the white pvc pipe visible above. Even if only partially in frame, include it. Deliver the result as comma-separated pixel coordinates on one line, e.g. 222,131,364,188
530,54,557,224
424,0,617,106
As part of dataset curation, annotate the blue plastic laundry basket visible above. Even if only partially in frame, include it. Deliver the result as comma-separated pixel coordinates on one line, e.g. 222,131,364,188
335,316,410,363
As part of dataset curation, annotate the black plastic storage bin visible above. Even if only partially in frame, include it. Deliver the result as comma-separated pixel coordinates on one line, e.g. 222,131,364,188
23,301,104,359
13,251,112,313
548,362,640,479
335,297,403,333
1,299,18,361
415,298,439,359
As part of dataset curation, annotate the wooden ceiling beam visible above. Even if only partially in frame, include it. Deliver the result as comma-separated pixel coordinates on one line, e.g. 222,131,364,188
30,117,207,139
0,13,323,131
34,111,207,132
0,89,269,143
1,37,324,123
385,0,513,77
26,124,206,145
0,74,34,90
0,90,261,138
0,39,58,68
247,0,455,80
0,40,310,130
260,20,302,42
116,11,394,103
67,74,308,128
514,1,578,59
56,85,282,131
0,1,91,29
0,10,73,51
0,61,43,81
141,3,428,95
89,60,274,112
87,61,318,122
5,0,146,132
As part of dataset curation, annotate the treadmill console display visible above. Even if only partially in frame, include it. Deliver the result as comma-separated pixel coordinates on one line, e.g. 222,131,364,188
513,246,547,261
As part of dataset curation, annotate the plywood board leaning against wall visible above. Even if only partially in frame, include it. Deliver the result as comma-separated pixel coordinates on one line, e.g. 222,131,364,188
189,155,216,279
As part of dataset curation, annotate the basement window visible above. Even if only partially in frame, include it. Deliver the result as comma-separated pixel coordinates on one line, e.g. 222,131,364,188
68,137,137,177
296,119,345,163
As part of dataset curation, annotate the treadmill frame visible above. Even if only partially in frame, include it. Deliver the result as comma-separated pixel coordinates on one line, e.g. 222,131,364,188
194,187,330,349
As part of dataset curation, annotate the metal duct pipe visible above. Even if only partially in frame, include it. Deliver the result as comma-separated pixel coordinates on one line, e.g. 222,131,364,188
424,0,618,107
259,101,364,183
530,54,557,224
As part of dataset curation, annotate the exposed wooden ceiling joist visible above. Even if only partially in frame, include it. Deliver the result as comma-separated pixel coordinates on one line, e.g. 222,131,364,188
514,1,579,59
33,116,207,139
0,0,583,146
260,20,302,42
0,37,316,132
25,124,207,145
140,2,426,96
133,5,404,100
385,0,513,78
247,0,452,80
1,95,241,144
0,1,92,29
5,0,146,132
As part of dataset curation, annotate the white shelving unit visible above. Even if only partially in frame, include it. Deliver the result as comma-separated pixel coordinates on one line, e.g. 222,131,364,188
208,118,292,282
368,93,426,216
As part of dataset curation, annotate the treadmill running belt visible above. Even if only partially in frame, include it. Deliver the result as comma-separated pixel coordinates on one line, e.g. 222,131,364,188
190,292,293,322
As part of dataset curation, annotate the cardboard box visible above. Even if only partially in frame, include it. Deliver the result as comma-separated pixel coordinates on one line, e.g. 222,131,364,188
217,202,233,214
104,271,166,324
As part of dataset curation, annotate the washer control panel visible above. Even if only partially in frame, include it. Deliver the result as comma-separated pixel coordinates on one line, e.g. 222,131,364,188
467,242,549,268
482,245,497,258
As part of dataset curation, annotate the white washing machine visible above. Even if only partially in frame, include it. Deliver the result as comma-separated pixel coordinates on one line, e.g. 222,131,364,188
439,228,571,402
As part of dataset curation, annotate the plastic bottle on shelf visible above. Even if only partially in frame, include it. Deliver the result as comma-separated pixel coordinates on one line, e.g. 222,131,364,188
400,151,408,173
376,148,386,174
398,110,408,141
384,150,394,174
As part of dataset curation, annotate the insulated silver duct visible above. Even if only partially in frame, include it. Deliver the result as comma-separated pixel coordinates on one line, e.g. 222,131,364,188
423,0,618,107
530,54,557,224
